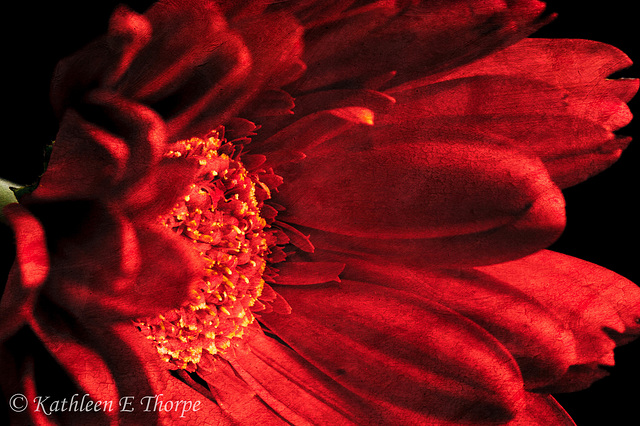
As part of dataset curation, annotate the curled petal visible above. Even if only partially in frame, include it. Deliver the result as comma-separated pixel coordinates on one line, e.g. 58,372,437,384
261,281,526,424
43,204,200,320
32,109,131,201
2,204,48,289
105,4,153,87
279,89,396,122
0,204,48,340
50,0,303,141
125,0,252,139
31,96,168,203
122,155,199,219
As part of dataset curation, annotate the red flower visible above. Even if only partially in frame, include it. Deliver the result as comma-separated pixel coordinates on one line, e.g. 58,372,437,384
1,0,638,424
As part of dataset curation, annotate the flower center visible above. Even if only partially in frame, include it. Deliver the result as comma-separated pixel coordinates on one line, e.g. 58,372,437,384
136,128,281,371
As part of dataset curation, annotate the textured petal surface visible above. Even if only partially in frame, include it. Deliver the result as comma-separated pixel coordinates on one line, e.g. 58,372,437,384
506,393,576,425
276,133,565,265
388,38,638,189
432,38,637,101
4,1,638,425
262,281,526,424
1,204,48,289
36,203,200,320
277,134,565,239
32,98,168,203
316,252,578,390
291,0,549,92
477,250,640,392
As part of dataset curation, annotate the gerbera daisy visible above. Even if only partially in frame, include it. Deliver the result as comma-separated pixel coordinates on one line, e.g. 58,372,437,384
1,0,638,425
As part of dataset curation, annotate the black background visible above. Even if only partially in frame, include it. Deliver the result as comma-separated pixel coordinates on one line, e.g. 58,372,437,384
537,2,639,424
1,1,637,424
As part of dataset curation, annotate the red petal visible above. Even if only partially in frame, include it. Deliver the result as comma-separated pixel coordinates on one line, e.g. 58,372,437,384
32,95,169,203
273,261,345,285
306,180,562,266
382,39,637,189
104,5,153,87
114,323,232,424
4,321,222,424
224,329,383,424
431,38,637,103
253,108,375,169
275,131,565,266
138,4,303,139
2,204,48,289
232,12,304,91
287,89,395,121
267,0,362,27
535,363,611,394
543,136,632,188
292,0,548,92
507,393,576,425
1,340,113,425
261,281,526,423
120,0,235,102
242,89,295,118
91,322,230,424
195,346,294,424
0,205,47,340
127,224,202,313
383,70,633,188
49,0,258,141
122,155,199,219
387,75,632,134
31,110,129,201
45,205,199,320
278,136,563,239
274,221,314,253
28,305,120,416
319,253,577,390
477,250,640,390
256,283,292,315
85,90,168,184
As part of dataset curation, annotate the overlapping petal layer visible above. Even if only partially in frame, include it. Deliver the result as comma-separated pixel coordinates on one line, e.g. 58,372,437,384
2,0,638,425
384,38,638,188
273,124,567,266
261,281,526,423
309,248,640,394
2,0,306,422
287,0,551,92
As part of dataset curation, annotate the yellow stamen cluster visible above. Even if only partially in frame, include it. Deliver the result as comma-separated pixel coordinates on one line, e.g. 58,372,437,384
136,128,270,371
